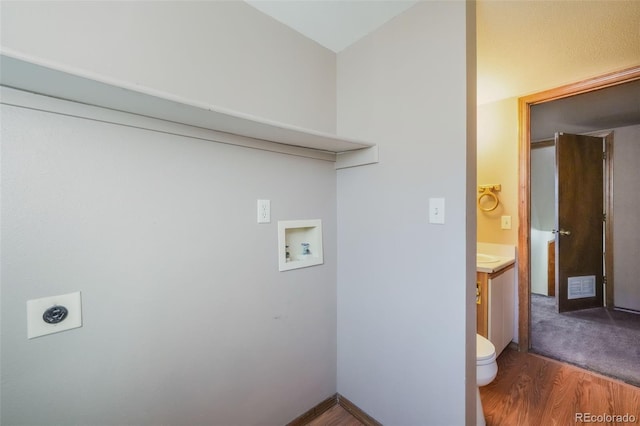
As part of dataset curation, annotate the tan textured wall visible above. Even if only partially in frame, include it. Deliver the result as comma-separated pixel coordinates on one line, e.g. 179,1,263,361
477,97,518,244
476,0,640,244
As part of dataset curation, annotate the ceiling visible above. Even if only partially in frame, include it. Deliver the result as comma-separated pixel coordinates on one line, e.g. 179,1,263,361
244,0,418,52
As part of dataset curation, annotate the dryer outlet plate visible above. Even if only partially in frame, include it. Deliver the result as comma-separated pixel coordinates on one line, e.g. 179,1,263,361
27,291,82,339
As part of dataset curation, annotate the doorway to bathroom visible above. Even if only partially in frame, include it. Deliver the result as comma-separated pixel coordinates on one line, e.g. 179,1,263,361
517,66,640,385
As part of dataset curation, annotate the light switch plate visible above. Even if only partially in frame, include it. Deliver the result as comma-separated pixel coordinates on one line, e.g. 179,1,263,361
429,198,445,224
257,199,271,223
501,215,512,230
27,291,82,339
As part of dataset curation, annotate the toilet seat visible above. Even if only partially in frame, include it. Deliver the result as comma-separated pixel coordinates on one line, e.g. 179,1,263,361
476,334,498,426
476,334,496,365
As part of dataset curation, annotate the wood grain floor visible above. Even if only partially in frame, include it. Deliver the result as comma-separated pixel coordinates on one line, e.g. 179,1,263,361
307,404,364,426
481,348,640,426
307,349,640,425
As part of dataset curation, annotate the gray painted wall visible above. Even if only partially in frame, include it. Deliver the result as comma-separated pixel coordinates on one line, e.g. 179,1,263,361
336,2,476,424
1,2,338,424
613,124,640,311
531,145,555,296
1,102,337,426
2,1,478,424
531,145,555,232
0,0,337,133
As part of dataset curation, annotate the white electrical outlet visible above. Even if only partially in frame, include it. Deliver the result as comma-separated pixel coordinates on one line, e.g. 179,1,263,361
257,199,270,223
27,291,82,339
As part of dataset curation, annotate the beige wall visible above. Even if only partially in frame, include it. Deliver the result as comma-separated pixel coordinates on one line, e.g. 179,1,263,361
476,0,640,244
477,97,518,244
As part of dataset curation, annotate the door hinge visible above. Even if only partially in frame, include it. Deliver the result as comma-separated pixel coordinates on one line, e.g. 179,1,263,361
603,151,607,160
603,275,607,285
603,213,607,222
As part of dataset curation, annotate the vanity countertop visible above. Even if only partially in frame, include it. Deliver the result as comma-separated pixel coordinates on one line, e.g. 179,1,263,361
476,255,516,274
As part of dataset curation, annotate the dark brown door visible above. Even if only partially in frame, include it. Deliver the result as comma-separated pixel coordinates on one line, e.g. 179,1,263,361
555,133,604,312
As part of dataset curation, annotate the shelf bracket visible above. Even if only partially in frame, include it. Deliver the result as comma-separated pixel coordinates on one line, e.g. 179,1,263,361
335,145,379,170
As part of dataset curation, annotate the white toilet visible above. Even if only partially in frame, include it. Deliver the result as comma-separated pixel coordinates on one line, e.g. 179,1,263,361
476,334,498,426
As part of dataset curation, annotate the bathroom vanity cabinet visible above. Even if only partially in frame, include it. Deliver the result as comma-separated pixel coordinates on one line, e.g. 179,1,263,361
477,265,515,356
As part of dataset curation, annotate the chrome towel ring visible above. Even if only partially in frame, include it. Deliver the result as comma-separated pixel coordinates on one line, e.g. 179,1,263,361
478,185,501,212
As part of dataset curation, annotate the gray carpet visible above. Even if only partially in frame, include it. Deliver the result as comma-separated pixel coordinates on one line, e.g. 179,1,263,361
530,293,640,387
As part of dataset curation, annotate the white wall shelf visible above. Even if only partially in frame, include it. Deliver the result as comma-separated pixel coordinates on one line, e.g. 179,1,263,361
278,220,323,271
0,49,378,164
